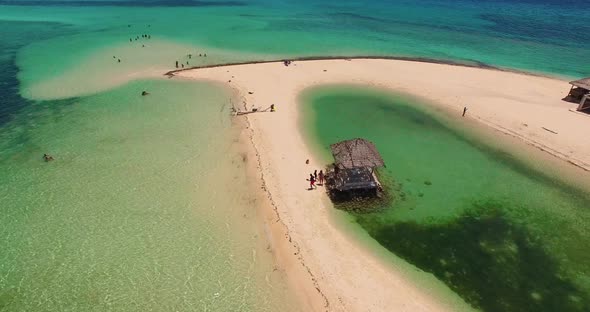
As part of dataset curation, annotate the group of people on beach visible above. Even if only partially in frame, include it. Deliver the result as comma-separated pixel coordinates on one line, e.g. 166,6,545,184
124,24,212,70
308,169,325,190
130,34,151,42
175,53,207,69
114,31,154,63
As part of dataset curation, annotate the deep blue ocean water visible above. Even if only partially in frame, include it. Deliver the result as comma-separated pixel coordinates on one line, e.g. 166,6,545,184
0,20,74,124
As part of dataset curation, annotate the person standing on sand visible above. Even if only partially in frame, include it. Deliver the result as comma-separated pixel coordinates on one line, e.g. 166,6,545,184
318,170,324,186
309,174,317,190
462,106,467,117
314,170,318,180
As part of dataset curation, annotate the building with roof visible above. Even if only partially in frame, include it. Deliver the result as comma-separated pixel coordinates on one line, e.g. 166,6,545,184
326,138,385,200
565,78,590,112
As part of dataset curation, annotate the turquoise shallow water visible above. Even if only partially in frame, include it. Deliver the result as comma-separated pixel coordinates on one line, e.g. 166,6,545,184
301,86,590,312
0,0,587,100
1,0,590,310
0,80,298,311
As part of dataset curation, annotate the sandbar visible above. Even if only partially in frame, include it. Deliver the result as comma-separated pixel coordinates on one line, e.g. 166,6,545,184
173,59,590,311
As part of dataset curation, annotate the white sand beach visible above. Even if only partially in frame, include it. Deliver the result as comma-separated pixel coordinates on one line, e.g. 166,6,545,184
173,59,590,311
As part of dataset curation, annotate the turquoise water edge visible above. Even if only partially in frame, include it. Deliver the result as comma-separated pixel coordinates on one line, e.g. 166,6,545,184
1,0,589,311
0,79,299,311
301,86,590,312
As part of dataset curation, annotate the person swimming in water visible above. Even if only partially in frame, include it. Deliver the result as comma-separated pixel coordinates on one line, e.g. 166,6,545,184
43,154,54,162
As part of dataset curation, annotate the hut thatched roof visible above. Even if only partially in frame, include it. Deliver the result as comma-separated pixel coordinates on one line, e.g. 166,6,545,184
570,78,590,90
330,138,385,169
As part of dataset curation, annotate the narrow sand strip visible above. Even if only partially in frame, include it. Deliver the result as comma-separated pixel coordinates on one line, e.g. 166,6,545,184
173,59,590,311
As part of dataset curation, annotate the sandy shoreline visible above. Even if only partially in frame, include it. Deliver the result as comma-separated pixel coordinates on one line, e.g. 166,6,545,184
172,59,590,311
164,55,569,80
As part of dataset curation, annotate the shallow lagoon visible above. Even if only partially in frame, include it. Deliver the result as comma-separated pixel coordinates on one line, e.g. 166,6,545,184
0,79,298,311
302,86,590,312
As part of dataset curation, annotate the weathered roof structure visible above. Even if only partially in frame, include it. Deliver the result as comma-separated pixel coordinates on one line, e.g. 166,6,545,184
570,78,590,90
330,138,385,169
332,167,378,192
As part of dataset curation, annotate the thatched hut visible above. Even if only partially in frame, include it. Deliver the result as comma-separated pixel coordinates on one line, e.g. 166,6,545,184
564,77,590,112
326,138,385,199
